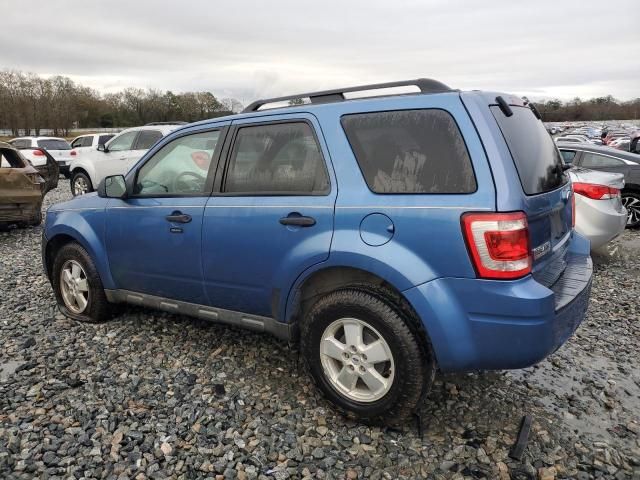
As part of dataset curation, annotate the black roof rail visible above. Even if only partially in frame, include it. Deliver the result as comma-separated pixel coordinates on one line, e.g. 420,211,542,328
242,78,453,113
144,121,188,126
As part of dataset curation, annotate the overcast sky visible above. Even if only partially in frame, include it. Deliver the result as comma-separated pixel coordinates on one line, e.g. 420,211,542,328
1,0,638,104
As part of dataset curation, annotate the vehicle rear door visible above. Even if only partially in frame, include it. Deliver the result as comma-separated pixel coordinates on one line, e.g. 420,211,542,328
576,151,630,178
487,101,573,285
201,114,336,317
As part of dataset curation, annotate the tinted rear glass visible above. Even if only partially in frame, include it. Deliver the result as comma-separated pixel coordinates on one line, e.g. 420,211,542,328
491,106,567,195
37,139,70,150
341,109,476,194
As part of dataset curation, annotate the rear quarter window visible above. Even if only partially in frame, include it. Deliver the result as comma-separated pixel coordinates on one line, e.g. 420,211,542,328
491,106,567,195
341,109,476,194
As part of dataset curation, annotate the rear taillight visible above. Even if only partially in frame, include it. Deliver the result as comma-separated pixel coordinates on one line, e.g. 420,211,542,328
70,150,77,156
32,149,44,156
461,212,531,280
573,182,620,200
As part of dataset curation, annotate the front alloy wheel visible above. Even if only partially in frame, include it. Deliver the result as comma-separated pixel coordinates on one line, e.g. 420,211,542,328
71,172,92,196
59,260,90,314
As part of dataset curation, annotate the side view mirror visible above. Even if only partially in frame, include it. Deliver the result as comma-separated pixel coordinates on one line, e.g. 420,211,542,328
97,144,107,152
98,175,128,199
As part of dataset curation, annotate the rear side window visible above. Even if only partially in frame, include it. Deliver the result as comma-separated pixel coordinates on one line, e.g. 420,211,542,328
134,130,163,150
224,122,330,195
580,153,625,168
341,109,476,194
81,136,94,147
491,106,567,195
37,139,70,150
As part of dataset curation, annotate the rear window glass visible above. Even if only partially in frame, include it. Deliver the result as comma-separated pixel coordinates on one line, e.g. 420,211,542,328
341,109,476,194
491,106,567,195
37,139,70,150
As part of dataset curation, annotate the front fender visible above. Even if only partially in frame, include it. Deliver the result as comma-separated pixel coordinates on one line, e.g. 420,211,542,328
69,158,97,186
45,209,114,289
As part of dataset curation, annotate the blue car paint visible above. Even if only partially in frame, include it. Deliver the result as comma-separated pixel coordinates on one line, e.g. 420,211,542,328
44,89,592,372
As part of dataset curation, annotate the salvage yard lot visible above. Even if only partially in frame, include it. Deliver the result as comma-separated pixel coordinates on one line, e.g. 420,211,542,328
1,187,639,479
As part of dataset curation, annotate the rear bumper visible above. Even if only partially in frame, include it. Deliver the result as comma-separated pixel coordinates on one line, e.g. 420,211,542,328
404,232,592,372
575,195,627,250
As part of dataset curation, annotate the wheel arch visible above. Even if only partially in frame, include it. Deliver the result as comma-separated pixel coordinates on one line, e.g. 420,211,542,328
44,222,115,289
286,265,436,365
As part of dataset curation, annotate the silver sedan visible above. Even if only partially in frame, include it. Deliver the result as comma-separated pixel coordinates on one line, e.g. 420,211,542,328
570,168,627,250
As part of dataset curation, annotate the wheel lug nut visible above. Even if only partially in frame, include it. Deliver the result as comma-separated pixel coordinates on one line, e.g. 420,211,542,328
361,354,367,361
350,345,357,353
348,365,355,371
359,366,366,373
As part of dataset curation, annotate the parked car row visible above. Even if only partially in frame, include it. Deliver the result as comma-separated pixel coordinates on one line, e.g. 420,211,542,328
548,121,640,155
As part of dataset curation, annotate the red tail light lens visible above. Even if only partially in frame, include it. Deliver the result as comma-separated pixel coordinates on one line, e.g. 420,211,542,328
32,149,44,156
70,150,77,156
461,212,531,280
573,182,620,200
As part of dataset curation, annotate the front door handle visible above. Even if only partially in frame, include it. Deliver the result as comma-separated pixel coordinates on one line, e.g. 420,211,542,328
166,211,192,223
279,214,316,227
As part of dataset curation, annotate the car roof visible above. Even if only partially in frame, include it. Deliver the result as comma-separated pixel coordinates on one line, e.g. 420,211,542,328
556,142,639,162
116,125,180,136
12,136,67,141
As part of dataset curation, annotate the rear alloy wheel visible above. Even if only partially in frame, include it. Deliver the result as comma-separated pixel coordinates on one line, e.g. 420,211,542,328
71,172,92,196
301,288,435,426
622,192,640,228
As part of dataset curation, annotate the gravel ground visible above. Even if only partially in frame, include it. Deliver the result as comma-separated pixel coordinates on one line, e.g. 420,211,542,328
0,185,639,480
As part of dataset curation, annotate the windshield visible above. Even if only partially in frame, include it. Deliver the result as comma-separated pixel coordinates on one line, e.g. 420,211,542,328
37,139,71,150
491,105,567,195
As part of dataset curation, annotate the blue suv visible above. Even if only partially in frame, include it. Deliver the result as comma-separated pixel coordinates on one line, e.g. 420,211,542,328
42,79,592,425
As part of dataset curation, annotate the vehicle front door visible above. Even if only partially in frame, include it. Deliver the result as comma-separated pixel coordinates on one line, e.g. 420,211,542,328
105,126,227,304
202,115,336,318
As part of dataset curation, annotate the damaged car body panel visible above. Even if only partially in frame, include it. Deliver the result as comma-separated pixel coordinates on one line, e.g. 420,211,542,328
0,142,58,226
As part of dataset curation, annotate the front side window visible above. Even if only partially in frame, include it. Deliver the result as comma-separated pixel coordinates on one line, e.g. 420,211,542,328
71,137,84,148
108,131,138,152
341,109,476,194
224,122,329,195
581,153,625,168
134,130,220,196
134,130,163,150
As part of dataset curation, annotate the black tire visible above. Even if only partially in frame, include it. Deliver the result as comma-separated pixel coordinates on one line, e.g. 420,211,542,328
300,288,435,426
622,192,640,228
70,171,93,197
52,242,111,322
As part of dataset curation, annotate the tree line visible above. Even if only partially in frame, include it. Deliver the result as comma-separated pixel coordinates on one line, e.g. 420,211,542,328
533,96,640,122
0,70,243,136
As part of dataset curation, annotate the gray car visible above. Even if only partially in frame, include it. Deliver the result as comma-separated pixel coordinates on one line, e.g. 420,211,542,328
557,142,640,227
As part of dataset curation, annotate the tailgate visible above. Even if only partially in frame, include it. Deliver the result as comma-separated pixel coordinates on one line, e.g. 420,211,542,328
489,102,573,287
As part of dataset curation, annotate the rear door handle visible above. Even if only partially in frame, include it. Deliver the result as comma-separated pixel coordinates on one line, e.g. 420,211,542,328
166,211,192,223
279,215,316,227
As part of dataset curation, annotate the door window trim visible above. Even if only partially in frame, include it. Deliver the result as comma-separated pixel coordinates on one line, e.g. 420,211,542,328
128,126,228,199
215,118,332,197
